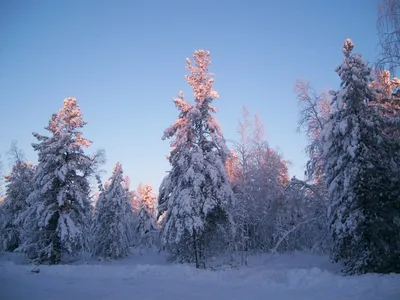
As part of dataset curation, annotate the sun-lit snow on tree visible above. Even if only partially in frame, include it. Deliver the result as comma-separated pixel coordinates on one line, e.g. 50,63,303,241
369,69,400,142
370,70,400,99
135,184,158,248
227,108,291,255
225,150,241,185
158,50,234,268
247,139,289,250
369,70,400,116
225,148,250,265
321,39,400,274
18,97,95,264
92,163,134,259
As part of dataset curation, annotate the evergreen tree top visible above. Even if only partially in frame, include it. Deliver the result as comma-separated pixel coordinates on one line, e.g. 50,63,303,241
36,97,91,149
331,39,375,111
342,38,354,57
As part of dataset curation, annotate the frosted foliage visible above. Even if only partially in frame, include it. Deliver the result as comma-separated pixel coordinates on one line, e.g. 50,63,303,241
322,40,400,274
0,162,35,252
92,163,134,259
48,97,91,148
332,40,375,111
276,178,329,253
370,70,400,102
17,97,93,264
225,108,292,255
158,50,233,266
135,184,158,248
294,79,331,182
245,143,290,251
159,146,233,245
342,39,354,57
369,70,400,127
185,50,219,104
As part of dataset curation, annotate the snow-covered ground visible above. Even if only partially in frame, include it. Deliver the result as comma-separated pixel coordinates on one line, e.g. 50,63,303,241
1,250,399,300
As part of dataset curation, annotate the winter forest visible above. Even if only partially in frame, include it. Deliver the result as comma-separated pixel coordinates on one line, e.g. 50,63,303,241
1,1,400,299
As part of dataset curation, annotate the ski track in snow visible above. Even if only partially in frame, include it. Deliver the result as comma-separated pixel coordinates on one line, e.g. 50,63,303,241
0,251,399,300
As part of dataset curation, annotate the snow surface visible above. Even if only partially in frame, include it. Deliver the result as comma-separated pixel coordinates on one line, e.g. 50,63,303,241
0,250,399,300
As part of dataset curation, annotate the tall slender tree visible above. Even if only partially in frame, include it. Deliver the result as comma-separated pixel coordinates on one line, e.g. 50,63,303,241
322,39,400,274
135,184,158,248
158,50,234,268
288,80,332,254
19,97,94,264
0,143,35,252
294,79,331,183
92,163,134,259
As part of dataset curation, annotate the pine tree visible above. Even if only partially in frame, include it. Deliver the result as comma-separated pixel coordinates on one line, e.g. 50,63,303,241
135,184,158,248
158,50,234,268
19,97,94,264
322,39,400,274
0,145,35,252
92,163,134,259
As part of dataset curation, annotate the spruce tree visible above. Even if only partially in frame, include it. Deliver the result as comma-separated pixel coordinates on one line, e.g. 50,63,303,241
92,163,134,259
135,184,158,248
322,39,400,274
158,50,234,268
0,150,35,252
19,97,94,264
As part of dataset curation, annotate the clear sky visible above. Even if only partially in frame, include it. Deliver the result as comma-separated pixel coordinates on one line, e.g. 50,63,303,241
0,0,381,191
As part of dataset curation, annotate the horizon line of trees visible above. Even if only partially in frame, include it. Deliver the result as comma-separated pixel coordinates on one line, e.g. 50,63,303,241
1,27,400,274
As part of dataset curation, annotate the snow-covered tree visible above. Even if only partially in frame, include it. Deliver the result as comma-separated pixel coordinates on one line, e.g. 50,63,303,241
321,39,400,274
92,162,134,259
135,184,158,248
246,144,287,250
281,80,333,255
233,109,291,251
158,50,234,268
18,97,95,264
369,69,400,143
0,144,35,252
294,79,331,182
225,149,251,265
370,70,400,102
226,108,291,254
225,150,241,185
225,108,253,262
274,177,329,253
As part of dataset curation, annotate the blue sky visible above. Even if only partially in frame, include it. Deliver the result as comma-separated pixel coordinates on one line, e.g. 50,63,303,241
0,0,380,191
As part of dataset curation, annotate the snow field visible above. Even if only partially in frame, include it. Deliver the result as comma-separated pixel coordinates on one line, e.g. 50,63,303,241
1,251,399,300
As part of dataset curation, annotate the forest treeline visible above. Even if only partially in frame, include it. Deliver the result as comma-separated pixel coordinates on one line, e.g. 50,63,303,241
1,6,400,274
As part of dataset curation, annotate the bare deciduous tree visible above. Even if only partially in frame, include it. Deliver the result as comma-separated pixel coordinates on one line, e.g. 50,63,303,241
377,0,400,73
294,79,331,182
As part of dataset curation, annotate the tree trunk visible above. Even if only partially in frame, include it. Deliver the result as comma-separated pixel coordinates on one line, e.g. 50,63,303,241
193,229,200,268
